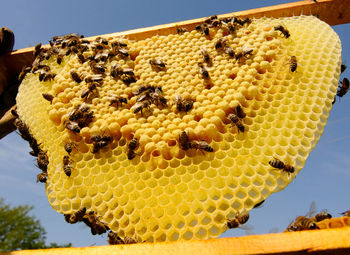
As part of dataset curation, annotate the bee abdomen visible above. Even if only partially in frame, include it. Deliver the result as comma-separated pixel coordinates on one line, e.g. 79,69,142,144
269,159,285,169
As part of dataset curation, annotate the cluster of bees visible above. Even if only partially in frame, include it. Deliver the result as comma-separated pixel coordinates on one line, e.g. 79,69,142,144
11,109,49,183
130,85,167,114
192,15,253,82
227,201,350,234
283,202,348,232
64,207,138,244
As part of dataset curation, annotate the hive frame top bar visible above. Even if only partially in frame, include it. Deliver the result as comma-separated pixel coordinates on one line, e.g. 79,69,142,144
0,0,349,80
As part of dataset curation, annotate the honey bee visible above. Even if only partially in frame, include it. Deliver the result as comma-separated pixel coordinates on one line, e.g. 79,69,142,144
195,24,209,36
120,70,136,84
235,105,246,119
82,211,109,235
84,74,104,83
175,95,194,113
94,51,109,62
42,93,54,103
226,22,237,34
198,62,210,79
150,86,167,106
285,216,319,232
131,85,154,97
314,211,332,222
29,139,41,157
117,48,129,57
131,100,151,114
224,46,235,57
289,56,297,72
90,62,106,74
91,135,112,153
95,37,108,45
274,25,290,38
13,118,32,141
341,63,347,73
340,210,350,217
63,155,72,177
81,82,99,101
269,157,295,175
77,53,85,64
210,19,221,27
37,151,49,172
36,65,53,82
200,47,212,65
56,55,63,65
64,142,77,154
67,207,86,224
70,45,79,54
149,59,166,70
204,15,218,24
110,94,127,108
179,131,190,151
242,17,252,26
34,43,42,57
127,138,139,160
42,72,56,82
110,63,123,78
69,103,90,121
189,141,214,152
108,231,124,245
215,38,227,50
183,99,194,112
18,66,31,82
337,78,349,97
228,113,244,133
70,71,82,83
227,211,250,229
233,17,251,26
235,48,253,62
65,121,80,133
176,27,188,34
112,40,128,48
243,48,253,57
36,172,48,183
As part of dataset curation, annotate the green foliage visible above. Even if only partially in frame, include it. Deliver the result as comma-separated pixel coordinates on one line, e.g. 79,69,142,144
0,198,71,252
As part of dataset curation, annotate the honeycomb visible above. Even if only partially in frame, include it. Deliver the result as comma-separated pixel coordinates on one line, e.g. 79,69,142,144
317,217,350,230
16,15,341,242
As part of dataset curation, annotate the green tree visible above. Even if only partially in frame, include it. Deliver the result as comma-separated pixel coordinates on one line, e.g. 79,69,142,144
0,198,71,252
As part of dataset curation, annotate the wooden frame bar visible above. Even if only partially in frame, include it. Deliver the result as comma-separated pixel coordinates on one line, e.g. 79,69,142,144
1,227,350,255
0,0,349,86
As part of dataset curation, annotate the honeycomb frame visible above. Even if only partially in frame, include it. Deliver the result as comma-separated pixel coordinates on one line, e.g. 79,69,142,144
16,15,341,242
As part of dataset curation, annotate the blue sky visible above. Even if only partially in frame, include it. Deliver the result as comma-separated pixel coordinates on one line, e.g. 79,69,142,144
0,0,349,247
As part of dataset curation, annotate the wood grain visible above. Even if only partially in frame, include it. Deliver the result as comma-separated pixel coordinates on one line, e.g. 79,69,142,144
1,227,350,255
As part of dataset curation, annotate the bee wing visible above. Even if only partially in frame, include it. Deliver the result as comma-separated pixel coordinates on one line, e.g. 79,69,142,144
340,210,349,216
130,102,142,111
240,224,255,235
306,201,317,218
